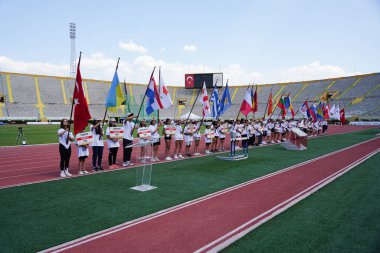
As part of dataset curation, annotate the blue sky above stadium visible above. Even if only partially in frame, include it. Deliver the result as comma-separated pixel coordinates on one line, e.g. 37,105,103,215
0,0,379,85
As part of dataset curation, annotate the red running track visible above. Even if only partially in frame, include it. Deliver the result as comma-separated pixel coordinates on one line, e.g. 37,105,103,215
41,134,380,253
0,125,375,189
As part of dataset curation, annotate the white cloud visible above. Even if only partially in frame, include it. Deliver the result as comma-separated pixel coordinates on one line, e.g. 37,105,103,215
277,61,357,83
183,45,197,52
118,40,148,54
0,56,69,76
0,55,358,87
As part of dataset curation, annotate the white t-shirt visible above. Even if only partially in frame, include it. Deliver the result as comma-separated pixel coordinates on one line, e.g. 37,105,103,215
58,128,74,149
174,124,183,141
90,125,104,147
106,127,120,148
184,126,193,143
204,128,213,143
149,124,160,142
123,120,135,141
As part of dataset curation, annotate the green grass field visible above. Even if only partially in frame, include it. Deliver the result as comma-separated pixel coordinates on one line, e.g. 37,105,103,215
0,124,207,146
0,129,378,252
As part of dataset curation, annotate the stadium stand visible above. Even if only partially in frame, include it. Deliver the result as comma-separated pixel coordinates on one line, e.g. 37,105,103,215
0,71,379,121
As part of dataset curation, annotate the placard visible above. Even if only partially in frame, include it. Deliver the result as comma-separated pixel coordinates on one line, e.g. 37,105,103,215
206,132,215,139
76,132,93,146
187,124,197,133
164,126,176,135
109,127,124,139
138,127,151,139
220,125,229,134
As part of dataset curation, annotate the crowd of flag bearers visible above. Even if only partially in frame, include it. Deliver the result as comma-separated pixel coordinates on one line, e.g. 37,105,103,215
57,55,343,178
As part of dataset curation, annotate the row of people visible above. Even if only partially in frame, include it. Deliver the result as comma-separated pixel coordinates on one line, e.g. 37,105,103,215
57,114,328,177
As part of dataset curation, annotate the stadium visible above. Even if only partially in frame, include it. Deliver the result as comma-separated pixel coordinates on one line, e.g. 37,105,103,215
1,1,380,253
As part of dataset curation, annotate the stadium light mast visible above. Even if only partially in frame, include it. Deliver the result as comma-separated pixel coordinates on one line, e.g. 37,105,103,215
69,23,76,77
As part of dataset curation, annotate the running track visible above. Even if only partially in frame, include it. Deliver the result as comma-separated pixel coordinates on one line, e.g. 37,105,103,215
40,132,380,252
0,125,375,189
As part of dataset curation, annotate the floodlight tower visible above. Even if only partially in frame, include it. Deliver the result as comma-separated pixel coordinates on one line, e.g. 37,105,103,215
69,23,76,77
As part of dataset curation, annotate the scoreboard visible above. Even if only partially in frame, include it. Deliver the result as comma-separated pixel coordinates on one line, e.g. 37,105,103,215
185,73,223,89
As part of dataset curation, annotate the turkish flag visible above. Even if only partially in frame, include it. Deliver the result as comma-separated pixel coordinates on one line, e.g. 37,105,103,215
185,74,194,88
73,61,91,135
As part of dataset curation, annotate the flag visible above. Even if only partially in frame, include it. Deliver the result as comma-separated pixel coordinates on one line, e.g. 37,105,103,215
211,86,219,120
146,77,163,115
323,103,330,119
199,82,211,117
240,88,253,116
73,60,91,135
340,108,346,124
122,80,131,113
329,104,336,119
218,82,232,116
284,96,295,117
105,70,124,113
251,87,258,113
159,69,173,109
277,96,286,117
267,91,273,116
300,101,310,118
309,103,317,122
334,104,340,119
317,102,324,120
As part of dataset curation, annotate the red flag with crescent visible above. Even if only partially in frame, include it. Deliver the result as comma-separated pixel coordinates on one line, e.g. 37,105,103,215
185,74,194,88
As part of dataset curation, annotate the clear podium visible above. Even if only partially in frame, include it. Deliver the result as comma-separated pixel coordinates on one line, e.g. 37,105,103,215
126,140,157,192
281,127,308,150
217,133,249,161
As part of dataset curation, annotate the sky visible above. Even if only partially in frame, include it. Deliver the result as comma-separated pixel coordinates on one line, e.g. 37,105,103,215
0,0,379,86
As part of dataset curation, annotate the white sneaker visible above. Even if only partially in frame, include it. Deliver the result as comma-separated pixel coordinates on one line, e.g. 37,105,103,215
173,155,178,159
122,162,129,167
83,170,89,174
79,170,85,175
64,169,72,177
128,161,134,166
178,154,184,159
205,150,210,154
151,158,156,162
271,141,275,144
155,157,160,161
165,157,172,161
60,171,67,178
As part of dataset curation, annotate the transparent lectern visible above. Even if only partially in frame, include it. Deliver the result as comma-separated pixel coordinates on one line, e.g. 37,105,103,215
125,140,157,192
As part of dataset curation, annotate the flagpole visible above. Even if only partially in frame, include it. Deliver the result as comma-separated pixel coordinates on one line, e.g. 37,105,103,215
183,87,202,132
262,86,273,119
194,79,219,133
132,66,156,135
217,78,228,121
67,51,82,144
102,57,120,129
158,66,161,122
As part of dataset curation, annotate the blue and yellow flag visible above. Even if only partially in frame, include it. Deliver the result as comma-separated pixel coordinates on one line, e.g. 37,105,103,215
105,70,124,113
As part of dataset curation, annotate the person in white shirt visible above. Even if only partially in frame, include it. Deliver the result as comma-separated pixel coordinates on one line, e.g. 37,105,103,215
162,118,174,160
211,121,219,152
183,122,194,157
106,118,120,169
204,124,213,154
137,120,149,161
173,119,184,159
76,136,90,175
217,121,227,151
193,120,202,156
122,113,137,167
149,118,161,161
57,118,74,178
90,119,104,172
